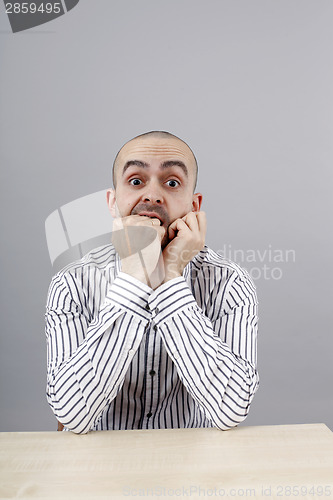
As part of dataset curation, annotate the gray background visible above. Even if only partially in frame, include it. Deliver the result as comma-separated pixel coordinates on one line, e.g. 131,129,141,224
0,0,332,432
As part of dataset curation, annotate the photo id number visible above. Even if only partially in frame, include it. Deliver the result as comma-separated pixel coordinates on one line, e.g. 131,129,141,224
5,3,62,14
276,485,332,496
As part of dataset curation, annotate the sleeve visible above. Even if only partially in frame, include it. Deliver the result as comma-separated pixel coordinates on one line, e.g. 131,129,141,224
148,270,259,430
45,270,151,434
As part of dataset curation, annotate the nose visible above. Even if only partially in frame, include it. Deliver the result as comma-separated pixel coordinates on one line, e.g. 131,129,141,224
141,181,164,204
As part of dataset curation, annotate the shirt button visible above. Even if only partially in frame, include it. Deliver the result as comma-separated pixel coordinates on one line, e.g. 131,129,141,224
155,307,159,314
145,304,150,311
146,412,152,418
153,325,158,332
149,370,156,376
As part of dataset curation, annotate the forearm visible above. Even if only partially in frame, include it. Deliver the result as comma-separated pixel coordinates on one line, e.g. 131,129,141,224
46,272,152,433
161,328,258,429
149,277,259,429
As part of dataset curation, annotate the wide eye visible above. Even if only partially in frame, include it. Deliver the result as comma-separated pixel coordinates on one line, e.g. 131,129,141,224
130,178,142,186
166,179,180,188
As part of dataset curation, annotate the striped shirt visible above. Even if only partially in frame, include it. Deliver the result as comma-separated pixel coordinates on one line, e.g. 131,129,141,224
45,244,259,434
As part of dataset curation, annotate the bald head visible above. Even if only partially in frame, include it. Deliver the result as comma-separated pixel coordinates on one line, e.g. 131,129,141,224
112,131,198,191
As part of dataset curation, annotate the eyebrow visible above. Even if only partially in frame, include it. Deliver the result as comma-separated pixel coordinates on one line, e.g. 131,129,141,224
122,160,188,177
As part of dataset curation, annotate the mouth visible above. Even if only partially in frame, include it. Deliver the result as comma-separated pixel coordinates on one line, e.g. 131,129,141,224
138,212,163,226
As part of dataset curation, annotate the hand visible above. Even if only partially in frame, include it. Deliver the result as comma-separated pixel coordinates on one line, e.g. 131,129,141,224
112,215,166,288
162,211,206,282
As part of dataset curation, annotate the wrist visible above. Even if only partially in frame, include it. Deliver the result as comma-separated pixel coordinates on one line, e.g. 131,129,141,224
121,254,149,285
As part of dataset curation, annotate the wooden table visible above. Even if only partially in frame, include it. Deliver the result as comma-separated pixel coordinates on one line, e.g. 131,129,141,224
0,424,332,499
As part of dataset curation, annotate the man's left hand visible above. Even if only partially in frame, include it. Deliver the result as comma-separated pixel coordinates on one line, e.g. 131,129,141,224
162,211,206,283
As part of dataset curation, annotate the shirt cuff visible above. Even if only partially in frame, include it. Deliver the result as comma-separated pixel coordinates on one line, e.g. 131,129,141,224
106,272,153,320
148,276,197,323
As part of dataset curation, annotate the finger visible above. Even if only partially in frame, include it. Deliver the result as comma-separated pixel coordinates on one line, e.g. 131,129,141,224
154,224,166,242
112,224,165,257
150,218,162,227
196,211,207,237
181,211,199,232
123,215,150,226
112,217,125,231
112,215,140,230
123,217,165,245
168,218,190,240
117,215,161,228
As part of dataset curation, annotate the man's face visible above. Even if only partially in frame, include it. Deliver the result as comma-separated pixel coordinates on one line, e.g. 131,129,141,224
107,136,202,248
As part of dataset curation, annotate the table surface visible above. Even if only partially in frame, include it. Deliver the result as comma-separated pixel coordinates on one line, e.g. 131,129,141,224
0,424,332,500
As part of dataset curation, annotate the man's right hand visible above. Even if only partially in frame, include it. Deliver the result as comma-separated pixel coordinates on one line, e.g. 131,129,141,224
112,215,166,288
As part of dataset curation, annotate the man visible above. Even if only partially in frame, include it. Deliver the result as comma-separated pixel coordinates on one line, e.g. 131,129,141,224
46,131,259,433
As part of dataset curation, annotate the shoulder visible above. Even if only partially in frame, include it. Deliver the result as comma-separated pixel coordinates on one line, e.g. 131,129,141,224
191,245,253,284
186,246,257,316
47,244,117,309
50,243,117,284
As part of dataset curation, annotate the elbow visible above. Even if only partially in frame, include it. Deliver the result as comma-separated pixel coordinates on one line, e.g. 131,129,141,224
212,413,248,431
47,394,94,435
210,382,259,431
55,414,93,434
68,426,91,435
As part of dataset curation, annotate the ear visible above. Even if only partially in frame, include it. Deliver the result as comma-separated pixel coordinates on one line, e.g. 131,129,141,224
191,192,203,212
106,189,117,218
